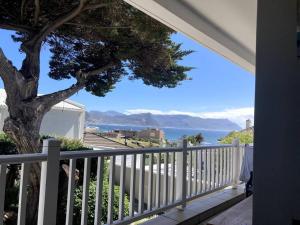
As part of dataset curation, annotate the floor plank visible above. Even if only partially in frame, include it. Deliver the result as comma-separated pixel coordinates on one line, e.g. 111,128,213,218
207,196,252,225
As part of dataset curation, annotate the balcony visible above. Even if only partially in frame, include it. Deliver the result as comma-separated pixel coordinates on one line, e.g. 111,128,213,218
0,138,245,225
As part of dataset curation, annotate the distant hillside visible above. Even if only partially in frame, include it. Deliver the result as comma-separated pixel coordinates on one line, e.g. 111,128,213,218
86,111,241,131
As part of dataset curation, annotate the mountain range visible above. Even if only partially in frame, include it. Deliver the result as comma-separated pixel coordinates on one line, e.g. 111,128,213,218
86,111,241,131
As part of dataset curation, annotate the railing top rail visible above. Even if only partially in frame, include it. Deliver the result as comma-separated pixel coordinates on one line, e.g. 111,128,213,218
188,144,234,150
59,147,182,159
59,144,234,160
0,153,47,164
0,144,235,163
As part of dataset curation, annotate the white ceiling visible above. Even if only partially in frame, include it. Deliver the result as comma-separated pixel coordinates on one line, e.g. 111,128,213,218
124,0,257,73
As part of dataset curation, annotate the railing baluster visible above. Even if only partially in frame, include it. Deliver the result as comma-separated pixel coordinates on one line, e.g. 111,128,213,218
207,149,211,191
66,159,76,225
81,158,91,225
223,148,225,185
138,154,145,214
176,139,187,209
17,163,30,225
163,152,169,205
155,153,161,208
226,148,229,184
147,153,154,211
170,152,175,203
119,155,126,220
215,149,220,188
220,148,224,186
211,149,215,190
199,150,203,193
188,151,192,197
204,149,208,192
129,154,136,217
107,156,116,224
95,157,104,225
0,163,7,225
231,147,234,183
193,150,198,195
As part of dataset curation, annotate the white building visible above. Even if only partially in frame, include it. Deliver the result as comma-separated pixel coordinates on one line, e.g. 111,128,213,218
0,89,85,140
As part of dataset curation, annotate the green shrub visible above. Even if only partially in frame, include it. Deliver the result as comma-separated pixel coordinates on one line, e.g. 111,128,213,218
58,137,91,151
73,179,129,224
0,133,17,155
219,131,253,144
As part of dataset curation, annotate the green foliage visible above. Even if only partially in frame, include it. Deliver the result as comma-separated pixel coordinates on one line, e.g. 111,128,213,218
184,133,204,145
73,179,129,224
1,0,193,98
219,131,253,144
0,133,17,155
58,137,91,151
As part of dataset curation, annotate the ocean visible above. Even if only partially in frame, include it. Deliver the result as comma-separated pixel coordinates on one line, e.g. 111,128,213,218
93,124,230,145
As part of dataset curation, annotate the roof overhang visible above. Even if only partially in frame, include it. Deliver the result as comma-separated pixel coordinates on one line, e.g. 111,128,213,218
124,0,257,74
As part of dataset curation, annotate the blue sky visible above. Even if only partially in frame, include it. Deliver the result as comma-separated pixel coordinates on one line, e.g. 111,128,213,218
0,30,255,127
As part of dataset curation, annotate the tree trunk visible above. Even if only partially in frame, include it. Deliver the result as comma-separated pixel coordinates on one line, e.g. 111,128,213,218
3,112,43,225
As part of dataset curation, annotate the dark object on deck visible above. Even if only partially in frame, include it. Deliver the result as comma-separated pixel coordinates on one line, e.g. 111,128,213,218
246,171,253,197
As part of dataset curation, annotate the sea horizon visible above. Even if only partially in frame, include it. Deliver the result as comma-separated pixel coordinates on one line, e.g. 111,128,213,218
89,123,231,145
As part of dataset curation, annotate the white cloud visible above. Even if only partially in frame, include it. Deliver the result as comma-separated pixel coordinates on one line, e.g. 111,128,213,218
125,107,254,128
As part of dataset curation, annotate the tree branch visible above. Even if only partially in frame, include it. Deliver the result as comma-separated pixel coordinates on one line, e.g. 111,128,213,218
34,82,85,111
24,0,88,50
0,48,25,87
34,0,40,25
83,3,110,11
76,62,115,81
65,22,130,29
35,62,115,110
0,23,33,33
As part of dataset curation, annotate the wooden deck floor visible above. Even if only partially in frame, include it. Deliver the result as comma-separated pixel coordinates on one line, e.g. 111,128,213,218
207,196,252,225
142,185,245,225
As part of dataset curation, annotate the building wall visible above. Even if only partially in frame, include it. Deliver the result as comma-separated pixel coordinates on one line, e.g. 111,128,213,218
136,129,164,141
0,106,85,140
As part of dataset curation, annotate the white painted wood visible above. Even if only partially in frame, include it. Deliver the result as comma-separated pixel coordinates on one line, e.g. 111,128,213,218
155,153,161,208
17,163,30,225
199,150,203,193
207,149,211,191
138,154,145,214
216,149,220,188
188,151,192,197
211,149,215,190
119,155,126,220
94,157,104,225
129,154,136,217
193,151,198,195
38,139,61,225
170,152,175,203
81,158,91,225
147,153,154,210
163,152,169,205
66,159,76,225
107,156,116,224
175,140,187,209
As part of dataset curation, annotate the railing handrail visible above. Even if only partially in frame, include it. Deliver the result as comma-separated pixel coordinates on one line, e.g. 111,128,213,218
0,153,47,164
0,144,235,164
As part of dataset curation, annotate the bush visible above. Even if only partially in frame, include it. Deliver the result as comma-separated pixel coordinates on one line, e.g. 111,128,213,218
219,131,253,144
73,179,129,224
0,133,17,155
58,137,91,151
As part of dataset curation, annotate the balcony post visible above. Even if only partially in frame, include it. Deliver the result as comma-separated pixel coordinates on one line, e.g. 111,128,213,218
37,139,61,225
232,138,240,189
176,139,187,210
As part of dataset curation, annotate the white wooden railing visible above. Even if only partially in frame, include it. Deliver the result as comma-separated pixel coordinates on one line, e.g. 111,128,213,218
0,139,244,225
